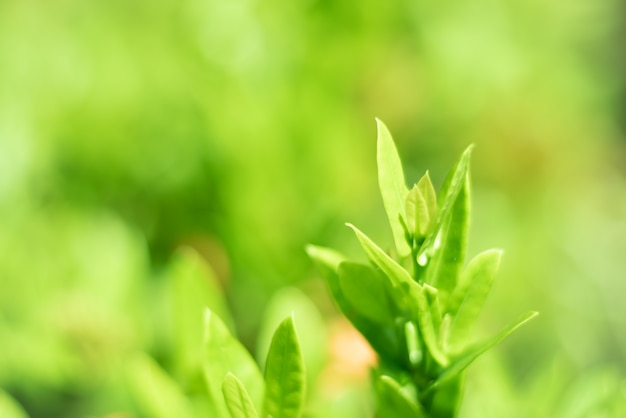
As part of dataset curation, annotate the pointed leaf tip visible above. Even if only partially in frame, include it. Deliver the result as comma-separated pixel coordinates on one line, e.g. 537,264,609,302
264,316,305,418
376,120,411,257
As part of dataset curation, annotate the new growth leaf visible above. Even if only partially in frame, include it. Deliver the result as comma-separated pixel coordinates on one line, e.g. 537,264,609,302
308,120,536,417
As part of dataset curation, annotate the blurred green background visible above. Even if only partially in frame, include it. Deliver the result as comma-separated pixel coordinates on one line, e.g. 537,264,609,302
1,0,625,416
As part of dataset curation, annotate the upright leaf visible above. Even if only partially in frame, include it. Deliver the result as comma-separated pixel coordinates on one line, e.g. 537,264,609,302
204,310,264,417
447,249,502,349
434,146,473,220
423,174,470,299
222,373,259,418
406,172,438,239
376,118,411,257
417,172,438,230
255,287,327,388
264,316,306,418
406,185,429,241
417,147,472,284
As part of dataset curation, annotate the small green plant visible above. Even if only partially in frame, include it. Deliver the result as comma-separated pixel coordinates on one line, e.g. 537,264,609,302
204,311,305,418
131,312,305,418
130,250,307,418
307,120,537,417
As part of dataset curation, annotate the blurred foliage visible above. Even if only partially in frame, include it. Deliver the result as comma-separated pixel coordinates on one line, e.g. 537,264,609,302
0,0,625,416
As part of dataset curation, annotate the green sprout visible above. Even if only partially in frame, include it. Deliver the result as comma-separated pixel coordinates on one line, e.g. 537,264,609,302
308,119,537,417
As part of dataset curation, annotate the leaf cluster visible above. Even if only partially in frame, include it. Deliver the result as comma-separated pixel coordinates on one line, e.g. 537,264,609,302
308,120,537,417
129,250,307,418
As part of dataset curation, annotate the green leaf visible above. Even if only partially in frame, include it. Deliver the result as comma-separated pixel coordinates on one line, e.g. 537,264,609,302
256,287,327,388
405,185,429,240
434,311,538,389
375,375,427,418
307,245,402,363
376,118,411,257
433,146,473,226
346,224,447,366
432,179,469,294
417,172,438,230
406,172,437,239
418,147,472,290
447,249,503,350
346,223,415,308
128,354,195,418
222,373,259,418
171,248,233,380
204,310,264,418
338,261,395,325
0,389,29,418
264,316,306,418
